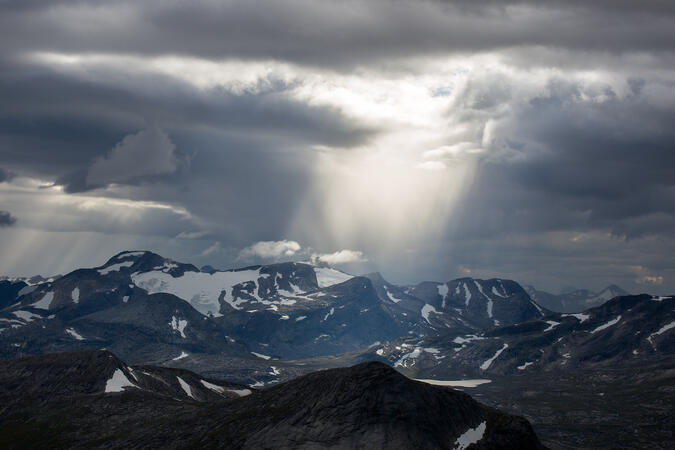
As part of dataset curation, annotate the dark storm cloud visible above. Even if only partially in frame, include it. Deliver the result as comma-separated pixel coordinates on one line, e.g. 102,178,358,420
448,76,675,241
0,0,674,293
0,1,674,69
0,56,375,192
0,211,16,227
0,167,14,183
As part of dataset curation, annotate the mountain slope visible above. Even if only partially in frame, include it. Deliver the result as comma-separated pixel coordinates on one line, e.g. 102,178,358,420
0,350,544,449
0,251,410,364
368,294,675,378
408,277,548,329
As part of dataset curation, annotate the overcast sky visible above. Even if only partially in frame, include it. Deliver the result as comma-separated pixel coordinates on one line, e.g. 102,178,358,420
1,0,674,294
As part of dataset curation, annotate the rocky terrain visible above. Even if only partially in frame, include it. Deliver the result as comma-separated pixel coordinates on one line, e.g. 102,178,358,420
0,350,544,449
0,250,549,371
1,250,674,448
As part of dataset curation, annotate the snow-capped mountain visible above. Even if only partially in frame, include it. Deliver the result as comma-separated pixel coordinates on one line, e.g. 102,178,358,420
407,277,548,329
369,294,675,379
525,284,629,313
0,251,408,363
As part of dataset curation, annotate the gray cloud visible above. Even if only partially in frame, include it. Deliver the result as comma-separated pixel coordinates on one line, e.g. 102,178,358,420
0,167,14,182
0,210,16,227
0,1,674,69
0,0,674,294
86,127,178,187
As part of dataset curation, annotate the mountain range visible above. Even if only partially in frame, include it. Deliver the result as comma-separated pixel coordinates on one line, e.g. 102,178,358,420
1,250,673,448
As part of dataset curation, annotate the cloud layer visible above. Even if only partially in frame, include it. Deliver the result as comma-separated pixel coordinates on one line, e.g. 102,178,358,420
0,1,674,294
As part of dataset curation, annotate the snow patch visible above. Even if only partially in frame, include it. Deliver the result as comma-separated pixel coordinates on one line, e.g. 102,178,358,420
517,362,534,370
562,313,590,323
590,315,621,334
229,388,252,397
12,310,41,322
453,335,486,344
480,343,508,371
251,351,271,360
18,285,38,296
454,421,486,450
530,301,545,316
415,379,491,387
295,315,307,322
647,320,675,347
105,369,136,393
116,251,145,259
71,287,80,303
463,283,472,306
31,292,54,310
384,286,402,303
99,260,135,275
491,286,506,298
486,298,493,318
313,267,353,288
65,328,84,340
438,283,449,308
474,280,486,298
169,316,188,338
543,320,560,332
322,307,335,321
172,351,189,361
421,304,438,324
394,347,422,367
176,376,196,399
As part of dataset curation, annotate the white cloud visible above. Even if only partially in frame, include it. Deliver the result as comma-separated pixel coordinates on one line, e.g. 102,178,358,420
239,240,302,259
415,161,447,171
312,249,368,265
200,241,222,257
86,127,177,186
176,230,210,239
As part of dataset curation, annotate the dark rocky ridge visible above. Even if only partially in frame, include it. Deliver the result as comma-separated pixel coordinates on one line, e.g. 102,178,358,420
0,350,544,449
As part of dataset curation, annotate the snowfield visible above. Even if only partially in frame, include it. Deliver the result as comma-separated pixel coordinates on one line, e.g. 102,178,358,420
98,260,135,275
31,292,54,310
415,379,491,388
132,268,268,315
105,369,136,393
313,267,353,288
454,421,486,450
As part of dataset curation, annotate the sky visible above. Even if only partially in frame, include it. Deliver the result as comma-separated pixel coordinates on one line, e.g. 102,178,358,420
0,0,674,294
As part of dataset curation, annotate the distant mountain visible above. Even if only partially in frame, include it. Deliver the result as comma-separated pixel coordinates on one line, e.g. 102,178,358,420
525,284,629,313
0,251,411,365
407,277,548,329
0,350,544,449
369,294,675,379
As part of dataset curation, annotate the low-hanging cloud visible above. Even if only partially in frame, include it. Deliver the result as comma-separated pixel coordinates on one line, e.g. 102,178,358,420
312,249,368,265
239,240,302,260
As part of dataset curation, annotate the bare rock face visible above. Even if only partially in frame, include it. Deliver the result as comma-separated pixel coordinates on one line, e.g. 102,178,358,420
0,351,544,449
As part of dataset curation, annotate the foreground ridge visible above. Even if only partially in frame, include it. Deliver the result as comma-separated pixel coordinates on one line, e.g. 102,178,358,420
0,350,544,449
